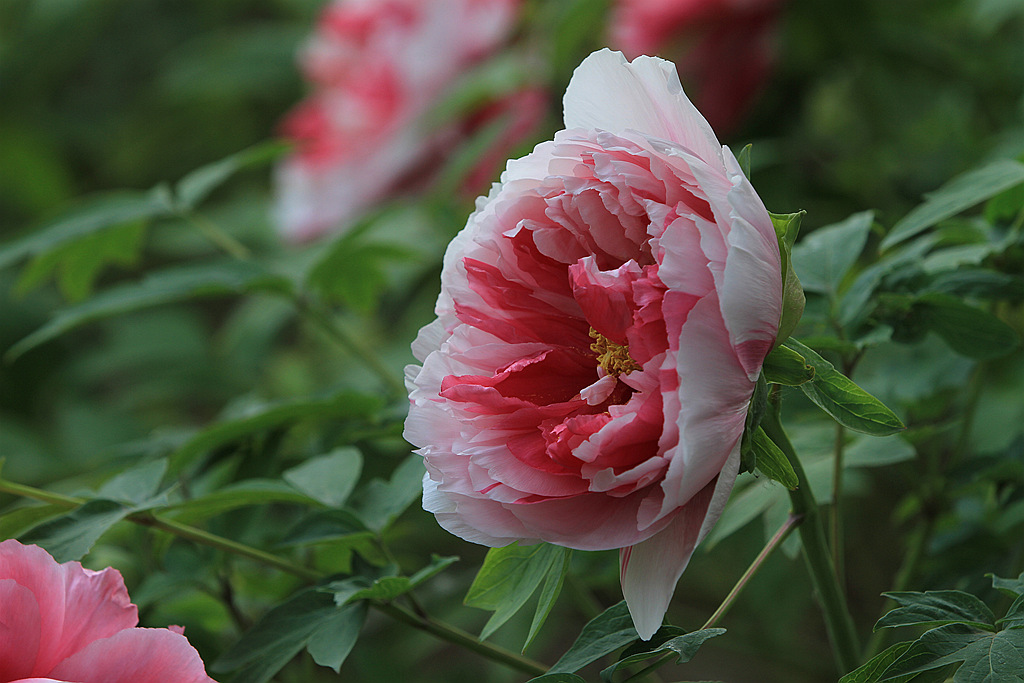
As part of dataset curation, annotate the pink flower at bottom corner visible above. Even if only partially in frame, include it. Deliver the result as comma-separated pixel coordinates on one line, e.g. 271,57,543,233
405,48,784,640
0,539,216,683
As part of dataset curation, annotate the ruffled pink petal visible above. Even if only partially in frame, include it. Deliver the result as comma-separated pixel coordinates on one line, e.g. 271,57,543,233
47,628,215,683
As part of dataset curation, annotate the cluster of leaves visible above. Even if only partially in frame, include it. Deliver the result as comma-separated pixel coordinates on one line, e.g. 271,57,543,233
843,573,1024,682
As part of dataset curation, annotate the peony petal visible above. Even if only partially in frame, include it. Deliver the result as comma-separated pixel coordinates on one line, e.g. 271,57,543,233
0,540,138,675
47,627,215,683
620,443,739,639
563,49,722,165
0,578,41,681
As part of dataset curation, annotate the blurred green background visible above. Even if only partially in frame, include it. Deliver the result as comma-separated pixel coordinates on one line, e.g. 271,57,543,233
1,0,1023,681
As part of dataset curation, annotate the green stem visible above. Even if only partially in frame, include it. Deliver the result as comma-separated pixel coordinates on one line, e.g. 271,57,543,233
701,512,804,629
831,422,846,583
0,478,548,676
292,297,407,398
621,513,804,683
182,211,252,261
761,406,861,674
374,602,547,677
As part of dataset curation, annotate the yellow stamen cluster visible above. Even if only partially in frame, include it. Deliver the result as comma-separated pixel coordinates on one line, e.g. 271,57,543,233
589,328,641,377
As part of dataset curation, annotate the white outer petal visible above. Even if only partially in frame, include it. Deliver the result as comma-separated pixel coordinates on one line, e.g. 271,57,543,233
562,49,722,166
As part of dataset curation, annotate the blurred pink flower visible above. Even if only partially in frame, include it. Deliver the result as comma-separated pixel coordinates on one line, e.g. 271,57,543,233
275,0,529,241
611,0,783,134
0,539,215,683
405,49,782,639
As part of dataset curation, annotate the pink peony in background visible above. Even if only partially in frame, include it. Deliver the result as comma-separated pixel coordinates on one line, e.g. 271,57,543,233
275,0,534,241
611,0,783,134
405,49,783,639
0,539,215,683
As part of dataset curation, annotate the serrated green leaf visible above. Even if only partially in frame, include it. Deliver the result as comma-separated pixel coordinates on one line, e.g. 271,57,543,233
525,547,571,651
465,542,568,641
792,211,874,298
762,343,815,386
168,393,382,473
882,159,1024,250
19,499,129,562
548,601,638,674
7,260,292,361
751,427,799,489
877,591,996,631
175,141,288,210
305,601,367,674
913,292,1019,359
879,622,1024,681
599,628,726,681
840,641,914,683
0,188,173,271
283,447,363,508
212,587,337,683
785,339,904,436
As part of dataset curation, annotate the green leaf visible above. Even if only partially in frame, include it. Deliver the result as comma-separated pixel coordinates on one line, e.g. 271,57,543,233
989,572,1024,598
96,458,168,506
770,211,807,345
784,339,905,436
352,454,425,532
16,220,146,302
168,393,382,473
548,601,638,674
465,542,569,641
525,546,571,651
751,427,799,490
306,232,418,313
277,509,372,547
529,675,587,683
283,448,363,508
737,144,752,178
343,556,459,603
998,595,1024,629
839,641,914,683
876,591,996,632
165,480,319,526
599,628,726,680
792,211,874,298
7,260,292,361
879,622,1024,681
19,499,129,562
913,292,1019,359
881,158,1024,250
762,343,815,386
0,187,173,272
175,141,288,210
212,587,338,683
0,504,68,539
305,601,367,673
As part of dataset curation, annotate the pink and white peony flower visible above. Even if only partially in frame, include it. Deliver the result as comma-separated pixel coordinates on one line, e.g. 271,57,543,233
405,49,783,639
611,0,783,134
275,0,525,241
0,539,215,683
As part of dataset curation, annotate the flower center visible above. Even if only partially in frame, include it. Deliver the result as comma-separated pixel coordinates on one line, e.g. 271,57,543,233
589,328,641,377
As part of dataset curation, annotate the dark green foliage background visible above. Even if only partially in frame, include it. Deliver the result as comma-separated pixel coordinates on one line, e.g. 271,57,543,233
0,0,1022,681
